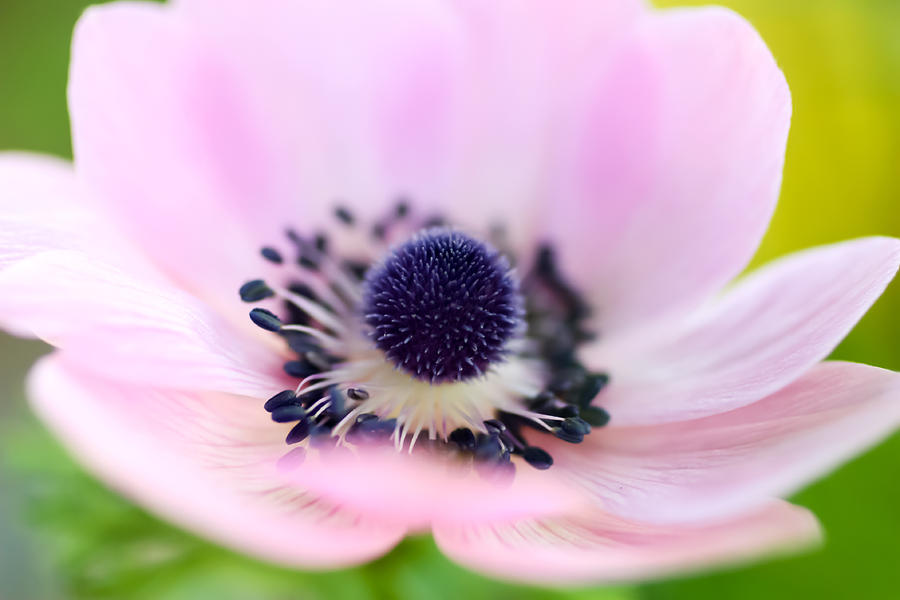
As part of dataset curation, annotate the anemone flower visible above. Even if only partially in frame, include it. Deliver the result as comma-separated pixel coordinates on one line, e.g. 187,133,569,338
1,0,899,585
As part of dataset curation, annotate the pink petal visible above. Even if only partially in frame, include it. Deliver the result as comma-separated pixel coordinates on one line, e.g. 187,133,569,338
282,443,583,530
555,361,900,524
434,501,820,584
70,0,646,285
424,0,644,250
68,0,470,305
69,2,286,306
545,7,791,333
591,236,900,424
0,250,284,397
0,152,153,275
28,354,406,568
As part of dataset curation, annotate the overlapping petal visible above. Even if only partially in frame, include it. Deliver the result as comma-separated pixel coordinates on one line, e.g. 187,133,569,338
555,361,900,524
0,152,153,276
434,501,819,584
591,236,900,424
28,354,407,568
0,250,284,397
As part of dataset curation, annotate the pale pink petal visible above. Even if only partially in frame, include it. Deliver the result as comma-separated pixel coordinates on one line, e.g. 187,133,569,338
283,444,583,530
555,361,900,524
545,7,791,333
426,0,645,249
591,237,900,424
0,152,154,276
434,501,820,584
68,0,470,305
70,0,647,283
0,250,284,397
28,354,406,567
0,153,83,269
176,0,644,252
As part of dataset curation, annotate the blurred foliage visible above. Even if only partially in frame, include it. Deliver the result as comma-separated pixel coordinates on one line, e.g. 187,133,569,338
0,0,898,599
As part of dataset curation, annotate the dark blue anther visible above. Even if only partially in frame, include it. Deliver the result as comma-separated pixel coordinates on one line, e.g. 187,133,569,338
285,419,311,444
484,419,506,433
557,405,580,418
298,254,320,271
449,428,477,451
553,416,591,443
362,228,522,383
282,332,320,354
297,389,322,408
523,446,553,470
350,418,396,442
575,373,610,409
562,416,591,436
580,406,611,427
474,434,504,462
271,404,307,423
283,359,319,379
346,388,369,400
314,233,329,253
260,247,283,264
334,206,355,225
249,308,282,332
326,386,345,417
395,200,409,218
239,279,274,302
552,426,583,444
264,390,297,412
527,390,556,411
343,260,368,281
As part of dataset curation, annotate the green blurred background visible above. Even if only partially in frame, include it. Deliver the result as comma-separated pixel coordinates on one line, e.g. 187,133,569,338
0,0,898,598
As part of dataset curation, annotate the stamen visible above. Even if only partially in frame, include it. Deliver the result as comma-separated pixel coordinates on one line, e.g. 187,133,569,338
283,359,319,379
522,446,553,470
239,279,274,302
242,199,612,475
249,308,283,332
264,390,298,412
260,246,284,264
279,324,342,349
334,206,355,225
346,388,369,400
286,420,311,444
271,404,307,423
270,284,346,333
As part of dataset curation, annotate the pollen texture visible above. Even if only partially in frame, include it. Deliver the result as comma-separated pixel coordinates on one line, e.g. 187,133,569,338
362,228,522,383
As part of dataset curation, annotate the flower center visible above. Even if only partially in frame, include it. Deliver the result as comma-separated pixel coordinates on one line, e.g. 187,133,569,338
362,228,521,383
239,202,611,476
